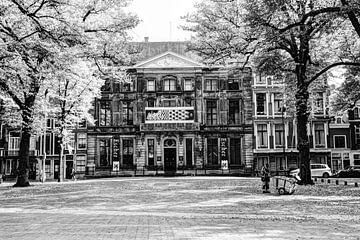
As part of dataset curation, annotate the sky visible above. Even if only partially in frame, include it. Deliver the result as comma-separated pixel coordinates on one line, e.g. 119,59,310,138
126,0,198,42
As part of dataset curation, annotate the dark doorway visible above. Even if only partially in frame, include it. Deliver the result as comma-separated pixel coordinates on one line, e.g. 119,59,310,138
66,161,73,179
164,148,177,174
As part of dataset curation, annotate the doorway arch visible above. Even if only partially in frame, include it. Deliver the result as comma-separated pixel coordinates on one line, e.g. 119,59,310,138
163,138,177,173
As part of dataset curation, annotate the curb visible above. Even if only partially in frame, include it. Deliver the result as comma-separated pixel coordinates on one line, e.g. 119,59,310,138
313,178,359,187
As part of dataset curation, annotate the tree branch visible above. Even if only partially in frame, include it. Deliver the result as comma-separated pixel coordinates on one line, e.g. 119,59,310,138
307,62,360,84
0,80,24,108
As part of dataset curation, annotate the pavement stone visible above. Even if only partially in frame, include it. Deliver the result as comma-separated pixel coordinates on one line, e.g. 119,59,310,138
0,177,360,240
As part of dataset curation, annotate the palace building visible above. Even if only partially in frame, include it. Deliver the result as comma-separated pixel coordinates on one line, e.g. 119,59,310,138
85,51,254,176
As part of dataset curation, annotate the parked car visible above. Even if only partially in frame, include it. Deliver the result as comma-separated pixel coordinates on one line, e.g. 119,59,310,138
310,164,332,178
335,166,360,178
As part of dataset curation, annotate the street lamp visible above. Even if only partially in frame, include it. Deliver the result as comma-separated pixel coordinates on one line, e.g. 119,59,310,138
42,89,48,183
281,105,286,171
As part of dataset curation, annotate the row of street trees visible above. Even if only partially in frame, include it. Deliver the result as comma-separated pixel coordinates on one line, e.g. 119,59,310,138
0,0,139,186
184,0,360,184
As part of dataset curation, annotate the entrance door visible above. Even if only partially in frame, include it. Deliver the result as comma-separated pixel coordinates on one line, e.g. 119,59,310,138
66,161,73,179
164,148,177,173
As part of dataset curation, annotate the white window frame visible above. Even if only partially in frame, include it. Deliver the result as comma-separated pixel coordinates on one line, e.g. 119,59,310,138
184,79,193,91
147,79,155,92
77,133,87,150
256,123,269,149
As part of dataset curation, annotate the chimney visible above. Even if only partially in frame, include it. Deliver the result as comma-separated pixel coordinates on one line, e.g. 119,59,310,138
144,37,149,43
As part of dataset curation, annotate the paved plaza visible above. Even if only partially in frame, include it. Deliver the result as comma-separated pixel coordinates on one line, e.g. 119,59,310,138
0,177,359,240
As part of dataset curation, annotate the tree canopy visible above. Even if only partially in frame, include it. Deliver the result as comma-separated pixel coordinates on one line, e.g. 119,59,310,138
0,0,139,186
185,0,360,184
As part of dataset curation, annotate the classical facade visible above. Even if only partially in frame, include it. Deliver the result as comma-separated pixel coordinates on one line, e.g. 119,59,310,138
86,51,254,176
252,75,331,174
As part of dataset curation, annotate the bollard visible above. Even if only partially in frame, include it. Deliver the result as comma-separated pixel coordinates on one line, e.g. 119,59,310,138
327,179,331,184
314,178,317,182
344,181,347,186
355,182,358,187
336,180,339,185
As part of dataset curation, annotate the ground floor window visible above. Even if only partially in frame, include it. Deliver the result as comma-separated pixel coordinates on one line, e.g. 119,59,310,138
123,139,134,166
275,156,286,170
185,138,193,166
230,138,241,165
256,156,268,170
99,139,111,167
207,138,218,165
148,139,155,166
354,154,360,166
76,155,86,173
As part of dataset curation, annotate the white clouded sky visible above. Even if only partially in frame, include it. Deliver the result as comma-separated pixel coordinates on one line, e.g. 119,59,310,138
126,0,199,42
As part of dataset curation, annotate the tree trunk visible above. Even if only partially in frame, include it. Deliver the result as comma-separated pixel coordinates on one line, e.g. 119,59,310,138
58,141,65,182
295,75,313,185
14,109,33,187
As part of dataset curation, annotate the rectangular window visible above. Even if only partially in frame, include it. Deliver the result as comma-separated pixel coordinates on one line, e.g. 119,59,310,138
99,101,111,126
186,138,193,167
123,139,134,166
148,99,155,107
274,93,283,114
229,100,240,125
256,156,269,170
275,124,285,147
275,157,286,170
334,136,346,148
184,79,193,91
206,100,217,125
354,154,360,165
9,132,20,150
207,138,218,165
77,133,87,149
148,139,155,166
256,74,266,85
314,92,324,113
355,126,360,145
314,123,325,147
147,79,155,91
76,155,86,173
228,78,240,90
355,108,359,119
230,138,241,165
163,79,176,91
46,133,52,155
256,93,266,115
122,102,133,125
257,124,268,148
163,100,176,107
205,79,218,91
99,139,111,167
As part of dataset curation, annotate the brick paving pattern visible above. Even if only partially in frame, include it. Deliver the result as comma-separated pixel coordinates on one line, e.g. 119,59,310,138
0,177,359,240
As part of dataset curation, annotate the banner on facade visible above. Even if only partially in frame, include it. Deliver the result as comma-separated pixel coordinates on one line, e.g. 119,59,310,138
145,107,195,123
113,161,120,171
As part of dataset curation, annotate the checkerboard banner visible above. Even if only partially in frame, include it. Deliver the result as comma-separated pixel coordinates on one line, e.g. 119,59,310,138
145,107,194,123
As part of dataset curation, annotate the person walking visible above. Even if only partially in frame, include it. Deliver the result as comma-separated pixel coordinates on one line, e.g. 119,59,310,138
261,163,271,193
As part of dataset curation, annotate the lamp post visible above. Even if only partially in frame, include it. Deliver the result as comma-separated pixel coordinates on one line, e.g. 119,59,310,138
281,105,286,171
42,89,48,183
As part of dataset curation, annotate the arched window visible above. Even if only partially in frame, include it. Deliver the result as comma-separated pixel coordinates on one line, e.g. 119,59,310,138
162,76,177,91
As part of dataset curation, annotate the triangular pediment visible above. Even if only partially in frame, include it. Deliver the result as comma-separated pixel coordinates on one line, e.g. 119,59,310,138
133,51,205,68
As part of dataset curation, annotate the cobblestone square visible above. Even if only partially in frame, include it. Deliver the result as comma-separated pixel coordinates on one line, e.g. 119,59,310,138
0,177,359,240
